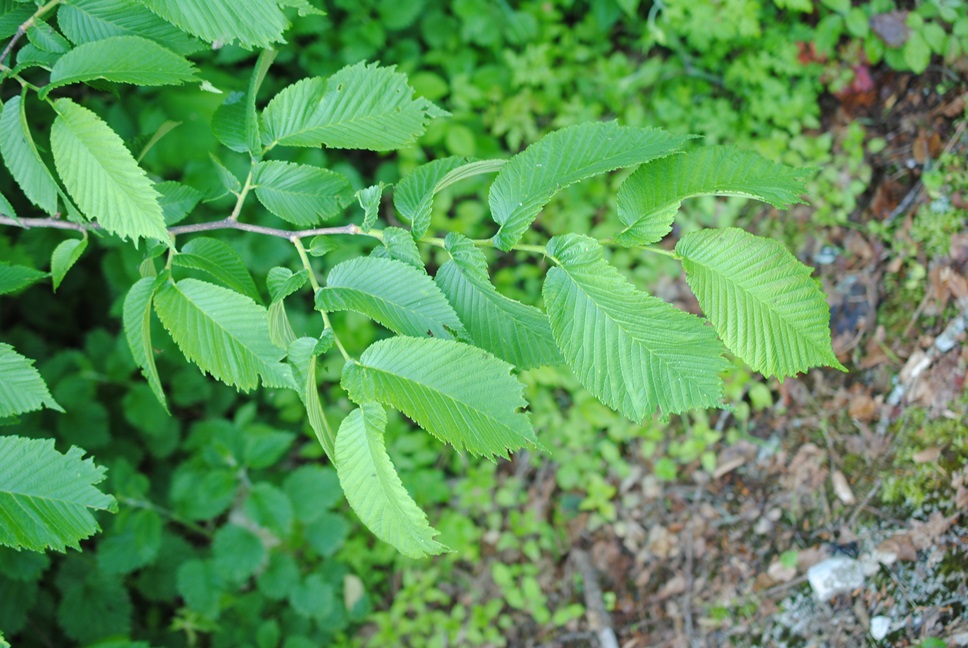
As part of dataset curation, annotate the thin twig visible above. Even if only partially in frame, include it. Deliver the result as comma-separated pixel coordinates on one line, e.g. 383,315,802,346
571,548,620,648
0,0,62,67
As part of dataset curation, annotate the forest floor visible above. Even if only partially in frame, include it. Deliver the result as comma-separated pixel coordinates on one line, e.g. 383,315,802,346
496,65,968,647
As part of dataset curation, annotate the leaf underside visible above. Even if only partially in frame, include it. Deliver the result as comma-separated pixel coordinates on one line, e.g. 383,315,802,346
0,343,63,418
489,121,691,250
123,277,168,410
137,0,289,49
58,0,202,55
152,278,294,392
335,403,447,558
287,338,335,461
676,227,845,379
616,146,810,246
544,234,728,421
316,257,464,340
341,337,538,459
0,436,117,552
435,233,561,370
393,156,465,239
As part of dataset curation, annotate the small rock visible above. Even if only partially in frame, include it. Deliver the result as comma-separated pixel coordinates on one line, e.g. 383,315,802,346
807,557,865,600
870,615,891,641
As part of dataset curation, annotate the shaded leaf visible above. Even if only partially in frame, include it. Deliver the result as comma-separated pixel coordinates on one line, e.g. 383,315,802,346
0,262,47,296
287,337,335,461
393,156,465,239
0,343,63,417
156,180,202,225
122,276,167,410
380,226,422,268
173,237,262,303
267,267,308,303
0,95,59,215
253,160,352,226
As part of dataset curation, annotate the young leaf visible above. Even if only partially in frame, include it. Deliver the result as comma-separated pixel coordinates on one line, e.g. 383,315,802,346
341,337,538,458
393,156,465,239
435,233,561,369
356,183,384,232
156,180,202,225
57,0,202,55
211,91,249,153
44,35,198,97
123,276,167,410
676,227,846,378
336,403,447,558
50,99,170,247
0,436,117,552
543,234,728,421
152,278,295,391
0,343,63,417
267,267,308,303
137,0,289,49
0,95,59,215
262,62,447,151
0,262,47,296
287,337,335,460
173,237,262,303
380,226,422,268
51,235,89,291
252,161,352,226
489,122,691,250
315,257,464,339
616,146,810,246
26,20,71,54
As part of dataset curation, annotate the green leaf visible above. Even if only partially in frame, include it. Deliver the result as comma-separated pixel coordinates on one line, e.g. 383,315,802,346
262,61,446,151
252,160,352,226
435,158,507,193
156,180,202,225
0,261,47,296
676,227,846,378
58,0,202,55
0,436,117,552
489,122,690,250
173,237,262,303
393,156,465,239
0,190,16,222
245,483,293,536
211,91,249,153
904,31,931,73
51,235,88,291
123,276,168,410
57,562,132,643
0,95,59,215
267,267,308,304
209,153,241,194
315,257,464,339
283,465,341,523
543,234,728,420
213,524,265,583
44,35,197,97
287,337,335,460
289,574,335,620
0,343,63,417
307,235,338,257
96,508,162,574
268,300,296,350
26,20,71,54
341,337,538,458
137,0,289,49
176,559,223,618
51,98,170,247
435,233,561,369
357,183,384,233
615,146,809,246
304,512,348,556
257,552,298,600
380,226,422,268
336,403,447,558
152,278,295,391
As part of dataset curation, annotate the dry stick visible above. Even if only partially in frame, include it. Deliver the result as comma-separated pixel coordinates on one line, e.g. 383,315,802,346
571,548,620,648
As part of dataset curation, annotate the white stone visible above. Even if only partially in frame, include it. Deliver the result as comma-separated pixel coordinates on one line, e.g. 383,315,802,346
807,557,865,600
870,615,891,641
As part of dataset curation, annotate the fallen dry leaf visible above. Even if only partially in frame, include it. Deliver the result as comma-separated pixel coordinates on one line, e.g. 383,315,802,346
832,470,856,505
767,559,797,583
912,447,942,463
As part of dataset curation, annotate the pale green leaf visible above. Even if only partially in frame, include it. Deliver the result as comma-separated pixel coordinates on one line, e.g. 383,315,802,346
279,0,325,16
26,20,71,54
616,146,809,246
435,233,561,369
0,343,63,417
173,237,262,303
0,95,59,215
137,0,289,49
267,267,308,303
268,300,296,350
393,156,465,239
253,160,352,226
0,436,117,552
544,234,728,420
51,235,88,291
287,337,335,460
380,226,422,268
51,98,170,246
307,235,338,257
44,35,197,97
123,276,167,410
315,257,464,339
58,0,202,55
676,227,846,378
357,183,384,233
336,403,447,557
262,61,446,151
152,278,295,391
156,180,201,225
0,262,47,295
489,122,690,250
341,337,538,458
0,190,15,222
435,158,507,193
